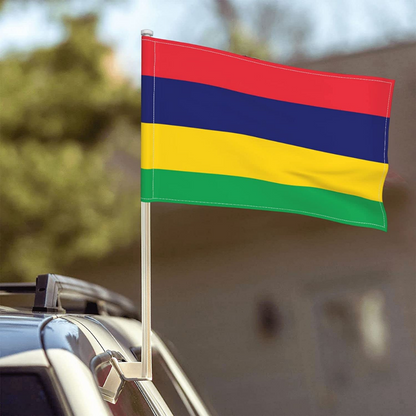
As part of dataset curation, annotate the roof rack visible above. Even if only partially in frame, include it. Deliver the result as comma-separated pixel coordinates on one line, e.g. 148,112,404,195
0,274,138,319
0,282,35,294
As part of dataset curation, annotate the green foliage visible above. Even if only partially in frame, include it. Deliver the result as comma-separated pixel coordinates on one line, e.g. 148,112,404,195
0,14,141,282
227,24,274,61
0,140,140,282
0,15,140,146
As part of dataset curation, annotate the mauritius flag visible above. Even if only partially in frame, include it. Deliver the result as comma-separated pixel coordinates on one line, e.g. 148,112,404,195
141,37,394,231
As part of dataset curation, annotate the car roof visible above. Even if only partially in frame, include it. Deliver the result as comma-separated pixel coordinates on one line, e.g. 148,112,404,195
0,312,50,358
0,308,213,416
0,274,141,360
0,310,143,363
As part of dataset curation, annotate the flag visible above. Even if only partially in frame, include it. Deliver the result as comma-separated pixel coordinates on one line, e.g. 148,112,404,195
141,37,394,231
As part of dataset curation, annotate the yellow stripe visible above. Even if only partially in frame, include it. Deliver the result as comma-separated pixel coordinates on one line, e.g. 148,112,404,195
141,123,387,202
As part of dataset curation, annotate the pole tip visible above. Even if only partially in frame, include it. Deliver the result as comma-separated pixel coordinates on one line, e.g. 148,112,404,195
141,29,154,37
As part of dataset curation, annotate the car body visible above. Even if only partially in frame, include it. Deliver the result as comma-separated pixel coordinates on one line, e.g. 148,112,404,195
0,275,214,416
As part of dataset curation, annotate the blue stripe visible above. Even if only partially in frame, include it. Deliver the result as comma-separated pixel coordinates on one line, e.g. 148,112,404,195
142,76,389,163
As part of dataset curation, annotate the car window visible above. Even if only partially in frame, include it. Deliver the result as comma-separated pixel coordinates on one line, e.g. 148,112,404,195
131,348,198,416
95,362,155,416
0,371,63,416
106,381,155,416
151,351,197,416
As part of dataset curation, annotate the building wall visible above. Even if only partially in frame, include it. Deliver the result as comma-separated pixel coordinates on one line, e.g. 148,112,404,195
71,42,416,416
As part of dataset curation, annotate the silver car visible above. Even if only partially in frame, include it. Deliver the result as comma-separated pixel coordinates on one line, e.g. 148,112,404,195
0,274,214,416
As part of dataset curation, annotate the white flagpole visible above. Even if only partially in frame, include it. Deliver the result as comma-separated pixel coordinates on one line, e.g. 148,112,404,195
101,30,154,385
141,201,152,379
141,28,154,380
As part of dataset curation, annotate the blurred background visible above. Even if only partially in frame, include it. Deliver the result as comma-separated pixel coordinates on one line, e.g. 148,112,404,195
0,0,415,415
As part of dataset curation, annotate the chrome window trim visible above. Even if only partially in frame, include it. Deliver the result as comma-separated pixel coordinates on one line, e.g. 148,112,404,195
136,380,174,416
154,339,211,416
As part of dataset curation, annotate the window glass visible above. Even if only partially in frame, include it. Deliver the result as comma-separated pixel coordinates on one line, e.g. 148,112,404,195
0,372,62,416
106,382,155,416
95,361,155,416
151,351,197,416
132,346,215,416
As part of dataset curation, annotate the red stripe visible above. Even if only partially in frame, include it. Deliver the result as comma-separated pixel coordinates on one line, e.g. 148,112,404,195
142,37,394,118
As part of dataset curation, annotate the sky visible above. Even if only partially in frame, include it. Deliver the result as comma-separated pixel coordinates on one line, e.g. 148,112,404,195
0,0,414,84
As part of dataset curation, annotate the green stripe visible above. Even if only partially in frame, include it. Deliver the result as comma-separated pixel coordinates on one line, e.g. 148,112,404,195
141,169,387,231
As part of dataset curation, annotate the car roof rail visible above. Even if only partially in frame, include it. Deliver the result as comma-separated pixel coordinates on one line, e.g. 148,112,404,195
0,282,36,295
0,274,138,319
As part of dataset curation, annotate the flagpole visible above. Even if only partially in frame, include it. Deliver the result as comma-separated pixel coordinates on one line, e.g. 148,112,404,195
141,28,154,380
141,201,151,379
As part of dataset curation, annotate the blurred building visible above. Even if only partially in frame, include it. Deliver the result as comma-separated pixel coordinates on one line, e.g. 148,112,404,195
70,41,416,416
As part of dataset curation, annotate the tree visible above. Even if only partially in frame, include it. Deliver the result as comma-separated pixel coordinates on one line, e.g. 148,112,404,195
210,0,312,61
0,15,140,146
0,14,140,282
0,140,139,281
